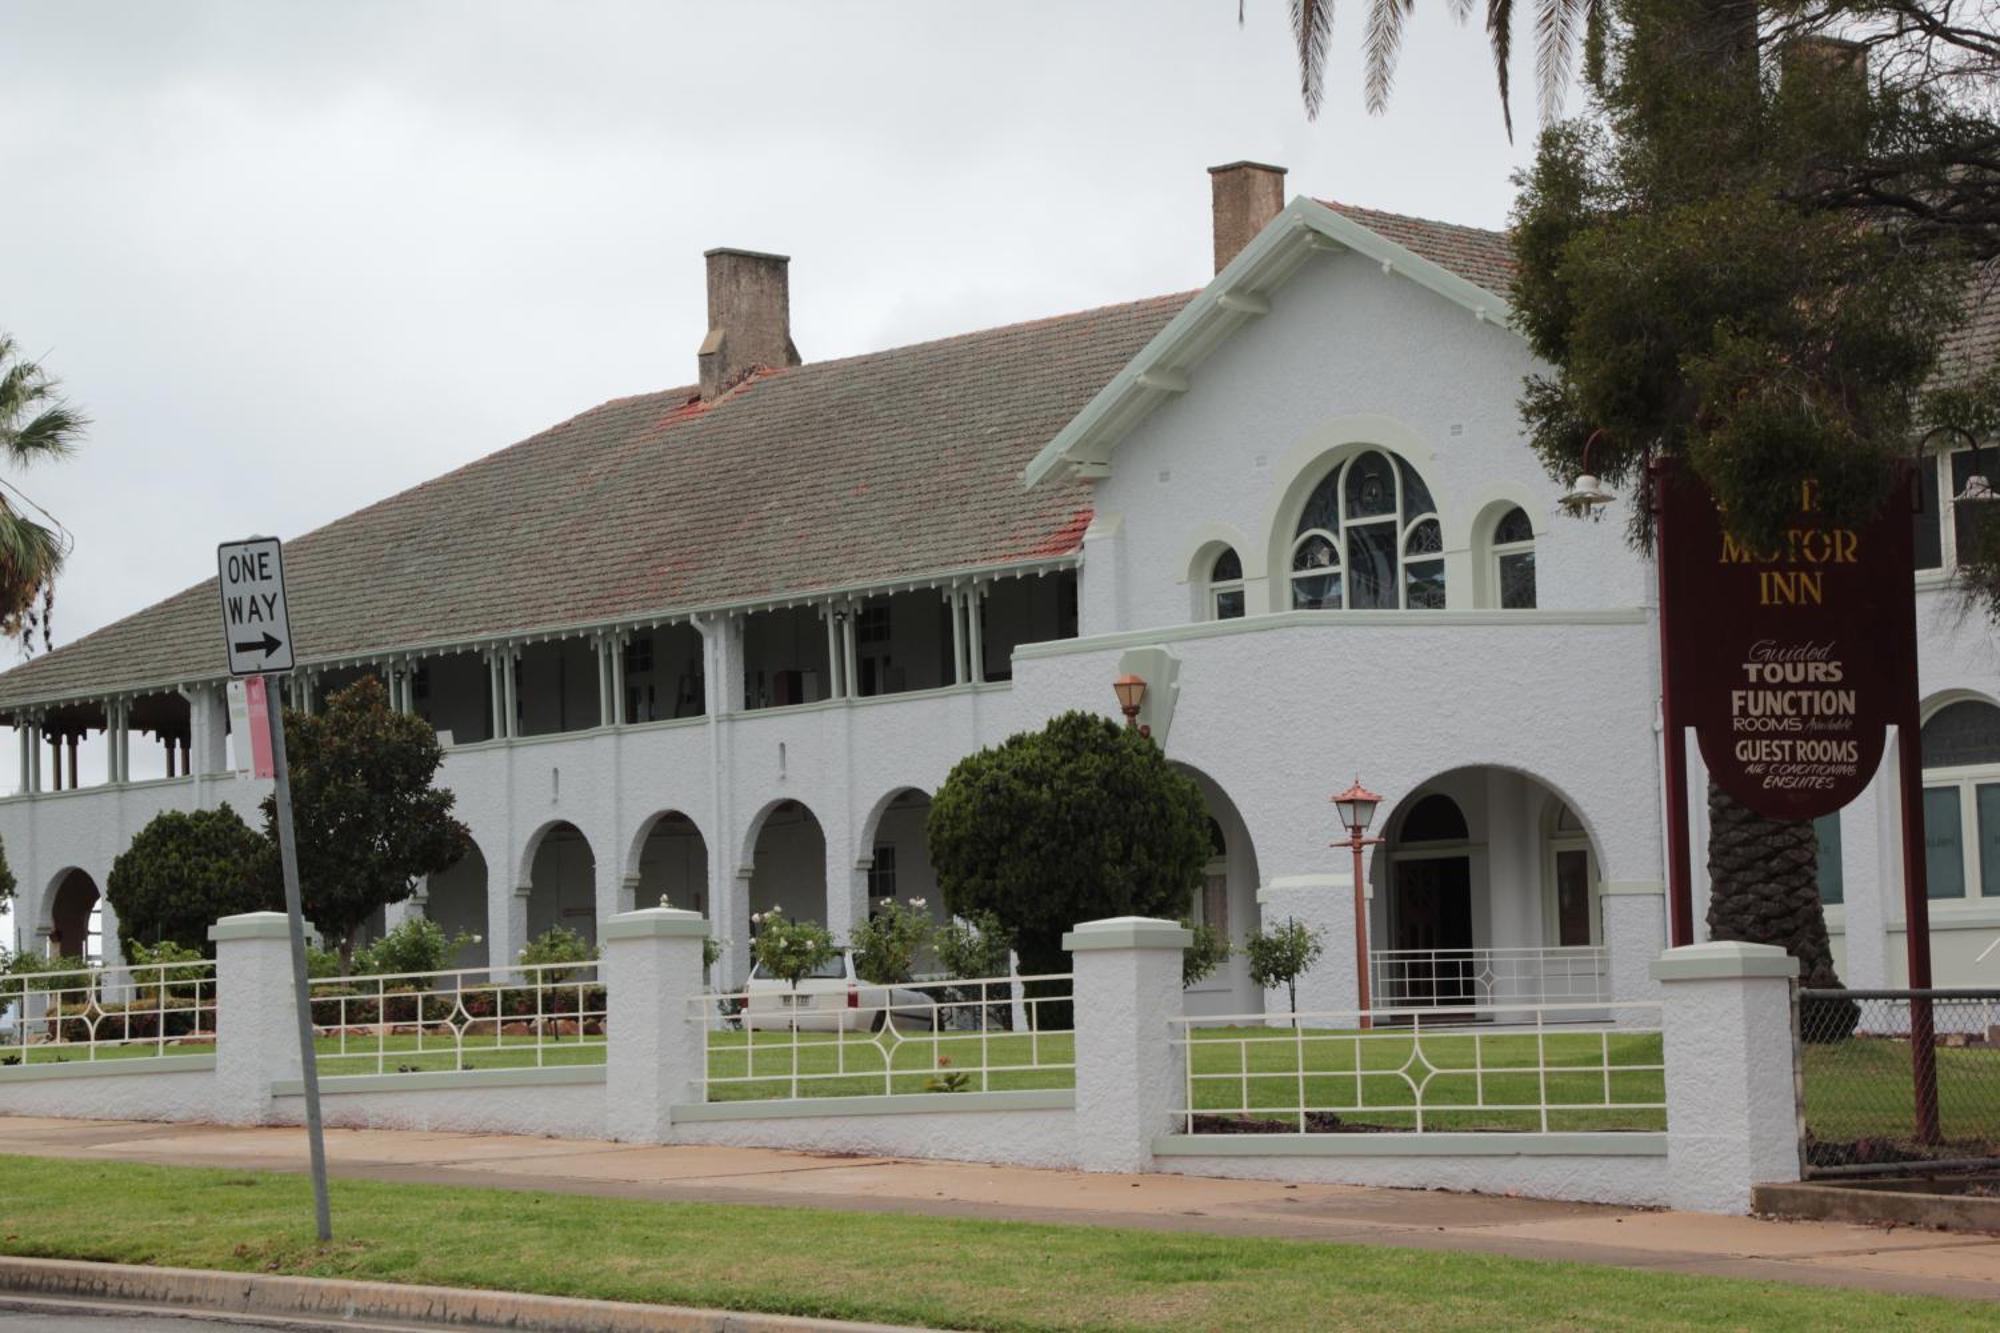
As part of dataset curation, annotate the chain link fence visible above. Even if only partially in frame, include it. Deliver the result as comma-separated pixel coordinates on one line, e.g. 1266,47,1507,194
1798,988,2000,1175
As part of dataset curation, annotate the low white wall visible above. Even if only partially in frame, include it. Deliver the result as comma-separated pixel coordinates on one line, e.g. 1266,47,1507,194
269,1067,607,1139
0,1056,219,1123
1153,1133,1672,1207
667,1091,1078,1169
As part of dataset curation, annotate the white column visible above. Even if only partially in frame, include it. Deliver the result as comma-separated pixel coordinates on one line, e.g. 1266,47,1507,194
28,721,42,794
16,724,28,795
823,607,843,698
841,607,859,701
1602,884,1667,1009
1652,940,1801,1213
104,702,119,785
1255,874,1358,1015
502,650,519,737
116,700,131,784
1064,916,1191,1172
966,585,986,684
602,906,709,1141
596,638,614,728
487,652,505,739
609,634,627,726
209,911,303,1125
947,588,967,685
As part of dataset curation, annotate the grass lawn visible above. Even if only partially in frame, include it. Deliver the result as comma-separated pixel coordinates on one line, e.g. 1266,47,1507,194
1801,1035,2000,1149
1,1156,1994,1331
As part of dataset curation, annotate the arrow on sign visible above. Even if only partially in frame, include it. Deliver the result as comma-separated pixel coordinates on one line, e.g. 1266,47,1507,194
233,632,285,658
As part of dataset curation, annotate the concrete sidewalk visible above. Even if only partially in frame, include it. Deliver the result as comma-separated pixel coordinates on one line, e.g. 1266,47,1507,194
5,1115,2000,1303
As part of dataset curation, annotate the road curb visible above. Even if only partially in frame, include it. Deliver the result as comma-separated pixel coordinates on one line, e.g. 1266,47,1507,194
0,1255,931,1332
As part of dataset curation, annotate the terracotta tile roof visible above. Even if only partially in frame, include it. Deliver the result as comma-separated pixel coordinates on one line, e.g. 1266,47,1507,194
0,292,1192,710
1320,201,1517,296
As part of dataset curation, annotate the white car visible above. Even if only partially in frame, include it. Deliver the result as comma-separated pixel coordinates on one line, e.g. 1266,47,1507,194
742,951,936,1032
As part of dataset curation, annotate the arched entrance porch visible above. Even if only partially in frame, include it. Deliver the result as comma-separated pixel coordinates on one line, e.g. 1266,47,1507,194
1369,767,1608,1008
1172,765,1264,1018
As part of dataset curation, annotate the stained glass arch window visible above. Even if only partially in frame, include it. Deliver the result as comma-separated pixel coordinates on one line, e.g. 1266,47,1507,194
1288,450,1446,610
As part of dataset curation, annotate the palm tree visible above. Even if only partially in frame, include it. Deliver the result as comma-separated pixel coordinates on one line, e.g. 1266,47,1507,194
0,335,83,651
1263,0,1601,137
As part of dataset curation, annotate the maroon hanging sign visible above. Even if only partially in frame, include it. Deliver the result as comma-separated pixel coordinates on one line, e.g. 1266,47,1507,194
1658,465,1917,821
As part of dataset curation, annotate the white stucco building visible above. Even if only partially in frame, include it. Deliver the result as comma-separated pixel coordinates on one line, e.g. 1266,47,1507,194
2,162,1994,1010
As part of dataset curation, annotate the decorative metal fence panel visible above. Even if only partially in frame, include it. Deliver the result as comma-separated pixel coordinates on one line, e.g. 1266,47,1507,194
1372,947,1611,1008
0,960,217,1064
308,962,606,1076
694,973,1074,1102
1798,988,2000,1175
1171,1001,1665,1135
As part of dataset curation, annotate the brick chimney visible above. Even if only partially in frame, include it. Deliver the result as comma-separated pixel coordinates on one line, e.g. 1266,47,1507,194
698,247,801,401
1208,162,1287,274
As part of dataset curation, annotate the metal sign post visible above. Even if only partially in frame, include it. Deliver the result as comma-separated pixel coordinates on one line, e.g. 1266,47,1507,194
217,536,330,1242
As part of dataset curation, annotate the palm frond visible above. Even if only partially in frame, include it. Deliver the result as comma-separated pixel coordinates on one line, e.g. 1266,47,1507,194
1292,0,1336,120
1487,0,1517,141
1364,0,1418,115
1446,0,1475,25
0,335,88,466
1534,0,1595,127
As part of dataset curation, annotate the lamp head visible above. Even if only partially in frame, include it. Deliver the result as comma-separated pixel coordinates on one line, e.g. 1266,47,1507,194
1331,778,1383,835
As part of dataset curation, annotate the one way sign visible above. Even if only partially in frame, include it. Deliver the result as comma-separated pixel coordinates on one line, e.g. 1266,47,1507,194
218,536,296,676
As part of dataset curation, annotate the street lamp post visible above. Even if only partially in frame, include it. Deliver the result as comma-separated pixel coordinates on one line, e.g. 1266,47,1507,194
1331,779,1384,1030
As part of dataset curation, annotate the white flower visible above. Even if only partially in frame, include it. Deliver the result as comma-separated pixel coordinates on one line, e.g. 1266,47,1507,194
908,897,927,909
470,935,484,945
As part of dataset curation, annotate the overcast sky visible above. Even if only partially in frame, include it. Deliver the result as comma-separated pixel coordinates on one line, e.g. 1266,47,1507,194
0,1,1551,934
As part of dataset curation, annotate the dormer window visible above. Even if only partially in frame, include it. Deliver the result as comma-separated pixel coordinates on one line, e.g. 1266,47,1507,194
1209,547,1245,620
1289,449,1445,610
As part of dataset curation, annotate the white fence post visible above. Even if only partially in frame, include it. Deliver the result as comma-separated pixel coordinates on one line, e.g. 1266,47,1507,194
602,906,708,1142
209,911,302,1125
1064,915,1190,1172
1652,940,1801,1213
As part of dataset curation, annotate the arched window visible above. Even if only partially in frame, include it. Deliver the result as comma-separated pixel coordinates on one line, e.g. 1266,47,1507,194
1491,506,1537,609
1289,450,1445,610
1400,793,1469,842
1208,547,1245,621
1920,699,2000,904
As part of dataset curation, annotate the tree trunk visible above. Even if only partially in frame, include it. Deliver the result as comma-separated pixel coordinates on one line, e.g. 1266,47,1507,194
1704,780,1858,1040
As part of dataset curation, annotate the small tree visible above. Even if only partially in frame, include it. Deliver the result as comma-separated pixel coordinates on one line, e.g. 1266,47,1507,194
1181,920,1231,989
1245,919,1325,1019
928,711,1210,978
751,908,835,987
106,804,273,956
265,676,471,971
936,910,1013,983
0,833,16,914
353,916,477,977
850,898,934,985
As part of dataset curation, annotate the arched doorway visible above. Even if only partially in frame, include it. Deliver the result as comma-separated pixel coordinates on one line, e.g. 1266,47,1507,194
1385,794,1475,1003
748,801,826,925
634,812,710,916
426,842,489,969
48,869,101,962
525,823,597,946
